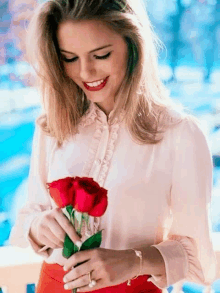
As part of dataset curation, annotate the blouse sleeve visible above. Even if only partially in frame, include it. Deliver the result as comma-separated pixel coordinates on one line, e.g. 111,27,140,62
148,117,217,289
9,118,55,258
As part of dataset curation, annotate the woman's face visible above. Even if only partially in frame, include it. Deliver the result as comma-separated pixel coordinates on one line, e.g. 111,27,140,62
57,19,128,115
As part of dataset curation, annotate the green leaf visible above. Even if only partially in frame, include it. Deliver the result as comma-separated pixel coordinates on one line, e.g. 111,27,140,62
80,230,103,251
62,229,104,259
62,234,79,259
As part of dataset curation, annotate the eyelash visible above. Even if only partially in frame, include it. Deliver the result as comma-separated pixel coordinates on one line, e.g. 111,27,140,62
62,52,112,63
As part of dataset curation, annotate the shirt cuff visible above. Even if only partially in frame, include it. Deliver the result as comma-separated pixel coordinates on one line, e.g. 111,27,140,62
147,236,205,288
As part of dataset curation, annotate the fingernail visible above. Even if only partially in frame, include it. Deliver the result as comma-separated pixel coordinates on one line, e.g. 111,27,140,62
64,284,69,290
63,266,68,271
75,241,82,249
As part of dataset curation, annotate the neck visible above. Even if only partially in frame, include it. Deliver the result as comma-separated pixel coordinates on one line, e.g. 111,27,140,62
95,102,114,119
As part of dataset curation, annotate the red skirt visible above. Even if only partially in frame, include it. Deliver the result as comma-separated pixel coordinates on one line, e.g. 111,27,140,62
36,261,162,293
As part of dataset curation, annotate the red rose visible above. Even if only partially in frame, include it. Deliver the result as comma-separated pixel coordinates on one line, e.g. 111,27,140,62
73,177,108,217
47,177,76,208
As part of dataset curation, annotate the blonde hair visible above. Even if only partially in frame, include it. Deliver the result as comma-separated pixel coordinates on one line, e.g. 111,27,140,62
27,0,193,147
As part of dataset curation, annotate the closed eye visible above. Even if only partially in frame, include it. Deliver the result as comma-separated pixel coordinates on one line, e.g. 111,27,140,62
62,52,112,63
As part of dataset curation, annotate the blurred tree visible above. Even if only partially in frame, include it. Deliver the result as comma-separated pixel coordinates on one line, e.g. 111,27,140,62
147,0,219,83
180,0,219,82
9,0,37,62
0,0,38,89
203,0,220,82
167,0,186,82
0,0,11,65
0,0,10,34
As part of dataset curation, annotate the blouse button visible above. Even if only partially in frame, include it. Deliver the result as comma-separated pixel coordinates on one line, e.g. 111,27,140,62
95,159,102,166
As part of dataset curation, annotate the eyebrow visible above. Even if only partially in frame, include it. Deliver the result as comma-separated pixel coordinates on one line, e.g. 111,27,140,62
60,44,113,55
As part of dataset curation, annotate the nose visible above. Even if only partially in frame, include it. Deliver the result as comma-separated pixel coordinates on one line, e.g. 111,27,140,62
79,58,96,82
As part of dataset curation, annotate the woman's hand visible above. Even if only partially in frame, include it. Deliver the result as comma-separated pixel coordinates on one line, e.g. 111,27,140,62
29,207,82,249
63,248,139,291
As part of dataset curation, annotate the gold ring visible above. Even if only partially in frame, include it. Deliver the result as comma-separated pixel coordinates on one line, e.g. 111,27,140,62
88,271,92,283
88,271,97,288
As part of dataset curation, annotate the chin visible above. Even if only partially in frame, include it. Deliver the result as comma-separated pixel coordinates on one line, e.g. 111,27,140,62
87,96,106,103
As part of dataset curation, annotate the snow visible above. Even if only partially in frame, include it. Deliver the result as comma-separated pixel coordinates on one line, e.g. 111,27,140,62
0,87,41,114
0,107,41,128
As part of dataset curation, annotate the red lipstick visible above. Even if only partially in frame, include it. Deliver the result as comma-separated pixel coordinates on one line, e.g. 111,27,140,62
83,76,109,91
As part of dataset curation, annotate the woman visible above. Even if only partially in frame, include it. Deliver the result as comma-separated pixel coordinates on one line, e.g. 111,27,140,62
9,0,217,292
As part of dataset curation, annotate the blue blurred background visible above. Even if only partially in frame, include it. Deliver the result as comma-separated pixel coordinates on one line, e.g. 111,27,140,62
0,0,220,250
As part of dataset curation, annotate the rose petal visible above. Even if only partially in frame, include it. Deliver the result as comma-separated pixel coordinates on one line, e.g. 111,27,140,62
89,192,108,217
48,177,76,208
73,178,103,214
74,187,96,213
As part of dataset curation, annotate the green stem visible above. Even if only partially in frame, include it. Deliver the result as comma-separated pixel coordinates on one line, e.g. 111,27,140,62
76,212,82,235
79,214,83,235
71,210,74,226
85,214,89,226
71,209,74,220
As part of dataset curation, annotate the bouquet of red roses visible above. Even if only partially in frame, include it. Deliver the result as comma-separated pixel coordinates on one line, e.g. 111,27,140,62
47,176,108,268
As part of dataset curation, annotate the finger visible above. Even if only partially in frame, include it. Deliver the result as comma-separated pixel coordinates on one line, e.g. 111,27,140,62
64,273,90,291
54,209,82,246
64,249,93,271
76,278,103,292
39,234,61,249
64,273,101,291
47,218,66,243
41,225,64,248
63,260,92,283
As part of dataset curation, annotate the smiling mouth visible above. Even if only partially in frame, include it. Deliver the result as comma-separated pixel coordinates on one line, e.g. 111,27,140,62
83,76,108,87
83,76,109,91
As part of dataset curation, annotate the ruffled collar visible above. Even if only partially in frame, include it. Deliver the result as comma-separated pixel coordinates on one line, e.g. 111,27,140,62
79,101,126,128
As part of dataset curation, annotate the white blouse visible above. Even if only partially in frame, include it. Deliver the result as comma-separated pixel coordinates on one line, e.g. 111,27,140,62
9,101,217,289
